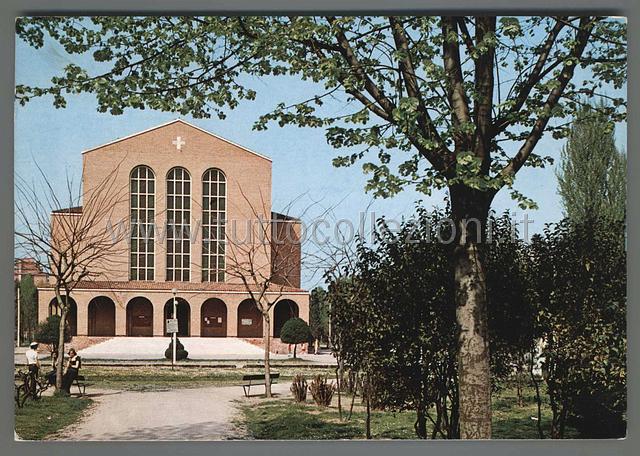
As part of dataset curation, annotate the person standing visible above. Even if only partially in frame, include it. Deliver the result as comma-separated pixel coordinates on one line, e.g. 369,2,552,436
25,342,40,398
62,348,81,394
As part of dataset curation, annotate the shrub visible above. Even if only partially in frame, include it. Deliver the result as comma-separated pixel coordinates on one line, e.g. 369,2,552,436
280,317,312,358
290,374,307,402
309,374,334,407
34,315,72,359
164,337,189,361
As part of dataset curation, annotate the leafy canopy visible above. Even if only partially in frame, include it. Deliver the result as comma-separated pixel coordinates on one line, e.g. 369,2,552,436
280,317,312,345
16,16,626,206
34,315,72,348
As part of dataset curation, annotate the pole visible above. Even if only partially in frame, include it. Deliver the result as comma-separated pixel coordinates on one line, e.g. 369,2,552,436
17,283,21,347
172,290,177,370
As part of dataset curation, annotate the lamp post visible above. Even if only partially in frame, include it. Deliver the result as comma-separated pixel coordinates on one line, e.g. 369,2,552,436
171,288,177,370
17,282,21,347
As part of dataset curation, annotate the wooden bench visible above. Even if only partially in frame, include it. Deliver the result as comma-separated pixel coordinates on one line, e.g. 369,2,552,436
73,375,92,396
242,373,279,397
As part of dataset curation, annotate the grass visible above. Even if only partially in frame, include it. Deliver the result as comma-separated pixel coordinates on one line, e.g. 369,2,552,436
74,365,336,391
15,394,93,440
241,399,416,439
240,384,578,440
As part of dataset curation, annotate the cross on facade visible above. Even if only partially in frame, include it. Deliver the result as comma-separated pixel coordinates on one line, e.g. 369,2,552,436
172,136,186,150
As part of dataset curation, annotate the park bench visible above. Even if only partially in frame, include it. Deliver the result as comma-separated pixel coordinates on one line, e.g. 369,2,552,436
242,373,279,397
73,375,92,396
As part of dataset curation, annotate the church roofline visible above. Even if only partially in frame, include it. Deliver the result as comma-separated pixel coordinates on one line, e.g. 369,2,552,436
81,118,272,162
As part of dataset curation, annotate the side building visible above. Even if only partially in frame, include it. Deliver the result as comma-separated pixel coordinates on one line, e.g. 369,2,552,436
36,119,309,340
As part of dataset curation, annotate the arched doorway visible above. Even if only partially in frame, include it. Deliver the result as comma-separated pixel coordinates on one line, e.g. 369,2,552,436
237,299,263,338
274,299,299,338
49,296,77,336
88,297,116,336
164,298,191,337
201,298,227,337
127,297,154,336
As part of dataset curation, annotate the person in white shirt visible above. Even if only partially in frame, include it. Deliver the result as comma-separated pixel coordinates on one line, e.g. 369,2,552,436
25,342,40,398
25,342,40,372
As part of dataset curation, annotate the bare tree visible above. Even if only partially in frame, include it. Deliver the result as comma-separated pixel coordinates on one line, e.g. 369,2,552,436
226,187,318,397
15,164,128,391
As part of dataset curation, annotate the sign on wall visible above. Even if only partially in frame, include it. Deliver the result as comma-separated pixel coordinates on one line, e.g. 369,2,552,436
241,319,252,326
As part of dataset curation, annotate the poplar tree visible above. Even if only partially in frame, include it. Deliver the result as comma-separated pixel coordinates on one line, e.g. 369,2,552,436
19,274,39,343
557,102,627,222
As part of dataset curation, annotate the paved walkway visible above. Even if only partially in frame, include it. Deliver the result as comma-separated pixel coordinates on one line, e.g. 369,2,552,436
75,337,336,363
53,383,291,440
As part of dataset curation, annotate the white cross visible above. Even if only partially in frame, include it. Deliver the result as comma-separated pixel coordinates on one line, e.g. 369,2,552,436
172,136,186,150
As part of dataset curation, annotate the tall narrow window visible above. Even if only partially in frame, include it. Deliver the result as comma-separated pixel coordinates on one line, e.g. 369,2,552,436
202,168,226,282
166,167,191,281
130,165,155,281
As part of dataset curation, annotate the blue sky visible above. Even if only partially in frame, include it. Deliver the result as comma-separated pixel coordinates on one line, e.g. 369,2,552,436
14,25,627,289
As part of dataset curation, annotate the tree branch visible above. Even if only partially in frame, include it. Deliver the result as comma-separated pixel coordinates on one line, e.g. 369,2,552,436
498,17,595,181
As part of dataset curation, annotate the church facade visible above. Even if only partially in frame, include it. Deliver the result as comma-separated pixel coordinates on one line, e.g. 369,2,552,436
36,119,308,339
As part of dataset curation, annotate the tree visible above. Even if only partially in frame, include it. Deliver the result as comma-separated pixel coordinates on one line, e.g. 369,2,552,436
15,16,627,437
329,207,534,439
14,166,127,390
34,315,72,367
528,218,626,438
19,274,39,344
19,276,36,344
225,191,304,398
557,101,627,222
280,317,312,358
309,287,329,350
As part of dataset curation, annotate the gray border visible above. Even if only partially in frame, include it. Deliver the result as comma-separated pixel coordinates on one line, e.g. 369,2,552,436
1,1,636,455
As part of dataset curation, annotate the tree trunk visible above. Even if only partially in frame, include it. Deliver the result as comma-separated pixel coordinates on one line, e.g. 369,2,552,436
293,343,297,359
52,289,70,392
365,375,372,439
336,364,343,420
415,407,427,439
451,185,492,439
263,311,272,398
55,304,67,391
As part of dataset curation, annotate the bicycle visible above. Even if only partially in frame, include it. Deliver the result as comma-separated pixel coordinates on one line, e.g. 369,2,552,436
14,370,50,408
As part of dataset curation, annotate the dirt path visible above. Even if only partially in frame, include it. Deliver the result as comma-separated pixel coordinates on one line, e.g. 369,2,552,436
52,383,290,441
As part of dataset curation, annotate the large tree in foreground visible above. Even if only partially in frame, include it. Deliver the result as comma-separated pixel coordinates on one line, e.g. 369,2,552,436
15,16,626,437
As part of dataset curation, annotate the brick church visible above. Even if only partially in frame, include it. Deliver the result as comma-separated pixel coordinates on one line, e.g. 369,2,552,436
36,119,309,339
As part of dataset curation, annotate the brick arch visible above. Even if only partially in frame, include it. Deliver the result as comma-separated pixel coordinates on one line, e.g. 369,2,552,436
49,296,77,336
126,297,154,336
164,298,191,337
201,298,227,337
237,299,262,338
88,296,116,336
274,299,299,338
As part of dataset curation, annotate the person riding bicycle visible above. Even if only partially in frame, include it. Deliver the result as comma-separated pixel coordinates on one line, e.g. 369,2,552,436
25,342,40,399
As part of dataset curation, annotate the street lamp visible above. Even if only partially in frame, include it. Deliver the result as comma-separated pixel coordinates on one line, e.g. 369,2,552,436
171,288,177,369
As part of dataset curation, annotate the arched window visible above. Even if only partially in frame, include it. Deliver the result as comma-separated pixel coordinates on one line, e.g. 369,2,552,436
166,167,191,281
130,165,155,280
202,168,226,282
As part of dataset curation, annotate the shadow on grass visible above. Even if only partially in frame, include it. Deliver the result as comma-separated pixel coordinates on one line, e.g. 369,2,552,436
15,395,92,440
243,401,362,439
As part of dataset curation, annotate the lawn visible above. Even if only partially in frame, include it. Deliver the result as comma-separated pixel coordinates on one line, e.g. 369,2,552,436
76,365,336,391
15,395,93,440
240,383,578,439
